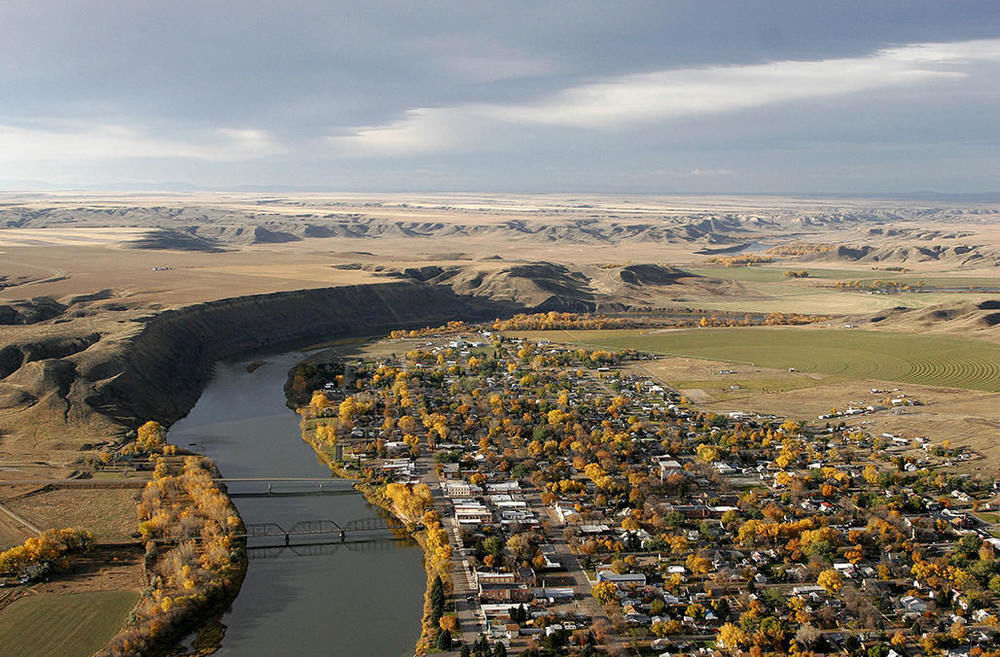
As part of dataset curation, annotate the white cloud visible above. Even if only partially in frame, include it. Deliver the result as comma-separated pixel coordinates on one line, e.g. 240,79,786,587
0,123,284,163
331,38,1000,156
330,107,488,156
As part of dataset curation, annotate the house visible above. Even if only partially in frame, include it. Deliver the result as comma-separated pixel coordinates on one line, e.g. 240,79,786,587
443,479,482,497
477,570,517,585
714,462,738,476
454,501,493,525
535,587,574,602
596,570,647,586
657,458,684,480
479,581,534,603
553,502,580,524
487,481,521,493
899,595,928,612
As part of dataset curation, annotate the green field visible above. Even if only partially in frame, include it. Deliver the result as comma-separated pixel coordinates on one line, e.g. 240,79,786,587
685,266,880,282
0,590,139,657
686,266,1000,290
513,328,1000,392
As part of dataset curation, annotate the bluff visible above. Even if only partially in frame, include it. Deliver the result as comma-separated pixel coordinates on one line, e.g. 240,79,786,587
0,281,516,455
98,281,515,428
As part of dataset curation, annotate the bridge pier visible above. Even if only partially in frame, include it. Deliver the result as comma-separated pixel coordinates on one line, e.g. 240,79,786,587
284,533,290,546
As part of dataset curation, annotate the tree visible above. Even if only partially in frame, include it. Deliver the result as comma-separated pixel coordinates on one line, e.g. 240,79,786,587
483,536,504,558
817,569,843,593
686,553,712,576
309,390,331,410
440,615,458,632
506,533,536,561
430,574,446,617
794,624,821,648
592,581,618,605
696,444,720,463
137,420,166,452
460,646,471,657
437,629,453,651
717,622,749,649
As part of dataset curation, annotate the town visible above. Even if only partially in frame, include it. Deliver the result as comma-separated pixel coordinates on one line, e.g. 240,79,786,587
293,327,1000,657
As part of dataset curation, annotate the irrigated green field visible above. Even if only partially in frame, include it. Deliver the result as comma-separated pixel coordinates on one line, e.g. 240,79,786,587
512,328,1000,392
0,590,138,657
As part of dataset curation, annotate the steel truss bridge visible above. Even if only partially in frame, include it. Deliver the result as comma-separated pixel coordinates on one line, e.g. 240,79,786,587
237,516,409,545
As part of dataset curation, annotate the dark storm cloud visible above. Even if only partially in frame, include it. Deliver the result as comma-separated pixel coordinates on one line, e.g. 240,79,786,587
0,1,998,191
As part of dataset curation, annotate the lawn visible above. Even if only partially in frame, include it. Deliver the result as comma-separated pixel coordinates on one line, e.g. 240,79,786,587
0,590,139,657
510,328,1000,392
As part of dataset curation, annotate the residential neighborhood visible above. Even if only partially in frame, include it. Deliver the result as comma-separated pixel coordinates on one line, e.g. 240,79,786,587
297,327,1000,657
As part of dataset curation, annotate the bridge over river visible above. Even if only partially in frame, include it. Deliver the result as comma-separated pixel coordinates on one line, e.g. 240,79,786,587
237,515,411,546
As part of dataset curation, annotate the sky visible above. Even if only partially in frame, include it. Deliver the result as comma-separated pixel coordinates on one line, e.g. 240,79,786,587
1,1,998,194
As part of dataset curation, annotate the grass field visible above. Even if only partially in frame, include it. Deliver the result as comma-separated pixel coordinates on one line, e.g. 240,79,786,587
685,266,877,282
687,266,1000,289
0,590,138,657
512,328,1000,392
673,288,990,315
5,489,139,543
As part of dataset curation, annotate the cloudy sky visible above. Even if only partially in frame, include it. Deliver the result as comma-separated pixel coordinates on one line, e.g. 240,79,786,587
1,1,998,193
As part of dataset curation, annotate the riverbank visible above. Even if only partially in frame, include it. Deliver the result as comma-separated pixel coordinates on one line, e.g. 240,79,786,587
95,455,248,657
295,400,452,656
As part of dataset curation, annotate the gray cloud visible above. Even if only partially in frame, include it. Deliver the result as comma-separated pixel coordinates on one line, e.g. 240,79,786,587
0,1,998,191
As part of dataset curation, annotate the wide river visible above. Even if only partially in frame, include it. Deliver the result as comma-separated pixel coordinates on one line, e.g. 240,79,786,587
167,352,424,657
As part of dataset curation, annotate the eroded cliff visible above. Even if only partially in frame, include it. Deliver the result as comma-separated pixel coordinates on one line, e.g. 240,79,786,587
0,282,516,460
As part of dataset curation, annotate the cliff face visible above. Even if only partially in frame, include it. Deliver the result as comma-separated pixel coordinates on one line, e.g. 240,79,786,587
98,281,515,427
0,281,516,455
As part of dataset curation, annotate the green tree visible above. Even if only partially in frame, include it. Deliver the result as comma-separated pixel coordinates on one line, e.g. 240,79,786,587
430,575,445,621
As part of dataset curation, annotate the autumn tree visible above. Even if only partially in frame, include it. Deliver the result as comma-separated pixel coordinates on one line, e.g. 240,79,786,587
592,581,617,605
137,420,166,453
817,569,843,593
717,622,749,649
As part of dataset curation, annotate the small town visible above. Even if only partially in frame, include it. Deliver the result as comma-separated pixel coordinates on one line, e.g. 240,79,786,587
292,327,1000,657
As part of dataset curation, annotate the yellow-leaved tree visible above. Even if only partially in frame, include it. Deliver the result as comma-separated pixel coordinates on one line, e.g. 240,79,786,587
137,421,166,453
817,569,843,593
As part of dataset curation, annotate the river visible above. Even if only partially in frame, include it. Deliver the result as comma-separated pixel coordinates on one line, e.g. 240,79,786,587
167,352,424,657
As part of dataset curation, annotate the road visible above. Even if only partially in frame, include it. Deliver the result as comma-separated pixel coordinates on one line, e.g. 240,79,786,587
416,454,485,650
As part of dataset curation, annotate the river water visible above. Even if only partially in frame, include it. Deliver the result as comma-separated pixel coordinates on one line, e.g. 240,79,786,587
168,353,424,657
